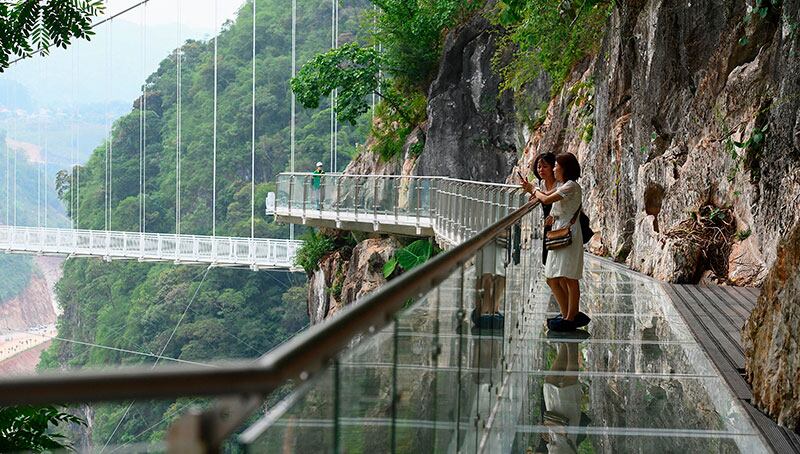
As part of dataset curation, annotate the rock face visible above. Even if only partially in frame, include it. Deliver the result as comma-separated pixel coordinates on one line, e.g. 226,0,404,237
307,237,401,322
743,221,800,431
0,275,57,330
516,0,800,286
414,13,519,182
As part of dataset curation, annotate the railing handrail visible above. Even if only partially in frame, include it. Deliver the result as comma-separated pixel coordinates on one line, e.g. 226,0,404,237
277,172,520,189
0,200,539,417
0,225,303,245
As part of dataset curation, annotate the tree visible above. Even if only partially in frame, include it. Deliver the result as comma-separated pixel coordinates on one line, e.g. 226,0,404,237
0,405,86,452
0,0,104,72
291,43,414,126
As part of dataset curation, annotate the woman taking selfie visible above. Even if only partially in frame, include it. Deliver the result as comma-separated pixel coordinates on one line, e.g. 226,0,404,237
520,152,557,265
531,153,589,332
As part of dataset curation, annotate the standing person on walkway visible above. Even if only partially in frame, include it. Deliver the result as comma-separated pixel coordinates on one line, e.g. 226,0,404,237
520,152,557,265
312,161,325,209
532,153,589,331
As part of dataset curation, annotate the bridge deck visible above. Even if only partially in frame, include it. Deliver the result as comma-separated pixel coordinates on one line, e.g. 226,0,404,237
0,226,301,270
664,283,800,453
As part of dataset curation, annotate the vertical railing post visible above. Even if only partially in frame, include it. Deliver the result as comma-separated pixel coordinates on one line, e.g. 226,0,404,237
415,180,422,232
372,176,379,227
302,175,308,219
393,178,399,224
287,174,294,214
335,176,342,226
353,177,360,220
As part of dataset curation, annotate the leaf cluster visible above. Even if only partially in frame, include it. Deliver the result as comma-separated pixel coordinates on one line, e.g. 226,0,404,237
383,238,435,278
0,0,104,71
369,0,480,90
492,0,612,93
0,405,86,452
294,229,337,274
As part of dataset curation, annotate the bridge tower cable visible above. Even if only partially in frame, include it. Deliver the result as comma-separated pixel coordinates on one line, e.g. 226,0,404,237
142,2,148,234
104,20,111,232
11,84,17,227
43,59,49,229
329,0,334,172
251,0,256,240
138,6,145,234
176,0,182,240
76,42,81,230
290,0,296,241
107,20,113,232
4,82,9,227
37,58,42,228
334,0,339,171
212,0,218,238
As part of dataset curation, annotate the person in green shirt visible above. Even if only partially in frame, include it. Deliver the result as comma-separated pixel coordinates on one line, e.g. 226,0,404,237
312,161,325,209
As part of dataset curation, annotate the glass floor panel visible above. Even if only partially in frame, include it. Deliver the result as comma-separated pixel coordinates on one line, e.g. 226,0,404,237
241,254,769,453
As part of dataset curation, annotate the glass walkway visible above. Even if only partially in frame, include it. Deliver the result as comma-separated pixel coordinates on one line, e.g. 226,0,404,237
0,174,770,453
238,245,767,453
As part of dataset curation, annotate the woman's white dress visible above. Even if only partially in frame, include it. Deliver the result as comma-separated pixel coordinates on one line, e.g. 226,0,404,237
544,180,583,280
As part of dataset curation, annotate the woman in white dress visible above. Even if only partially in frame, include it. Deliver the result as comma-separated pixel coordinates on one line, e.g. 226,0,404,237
532,153,588,331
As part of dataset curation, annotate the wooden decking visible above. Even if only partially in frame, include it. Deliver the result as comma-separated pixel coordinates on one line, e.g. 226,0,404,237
663,283,800,454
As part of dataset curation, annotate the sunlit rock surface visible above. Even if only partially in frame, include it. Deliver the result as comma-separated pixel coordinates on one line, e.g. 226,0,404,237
743,221,800,431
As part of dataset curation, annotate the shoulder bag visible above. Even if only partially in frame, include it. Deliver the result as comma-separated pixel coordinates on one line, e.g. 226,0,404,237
544,206,582,250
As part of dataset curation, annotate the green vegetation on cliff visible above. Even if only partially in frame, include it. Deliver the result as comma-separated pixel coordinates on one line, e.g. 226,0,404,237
41,0,369,447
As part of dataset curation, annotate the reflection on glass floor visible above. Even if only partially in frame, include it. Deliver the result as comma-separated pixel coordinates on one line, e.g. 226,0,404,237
242,253,769,453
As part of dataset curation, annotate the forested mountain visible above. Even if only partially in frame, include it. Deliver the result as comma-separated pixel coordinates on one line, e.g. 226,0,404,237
39,0,368,447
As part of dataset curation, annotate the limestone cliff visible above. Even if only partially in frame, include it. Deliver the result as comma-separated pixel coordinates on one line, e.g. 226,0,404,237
307,237,401,323
743,221,800,432
415,13,520,182
515,0,800,286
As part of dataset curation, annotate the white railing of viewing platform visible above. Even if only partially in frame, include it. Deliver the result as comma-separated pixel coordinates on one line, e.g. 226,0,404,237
274,172,527,246
0,226,302,270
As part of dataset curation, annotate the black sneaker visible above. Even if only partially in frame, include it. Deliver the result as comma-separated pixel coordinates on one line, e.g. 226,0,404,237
547,312,590,326
574,311,591,328
547,317,577,332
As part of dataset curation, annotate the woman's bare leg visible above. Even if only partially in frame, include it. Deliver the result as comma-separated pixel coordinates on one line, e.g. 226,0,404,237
564,278,580,320
547,277,569,316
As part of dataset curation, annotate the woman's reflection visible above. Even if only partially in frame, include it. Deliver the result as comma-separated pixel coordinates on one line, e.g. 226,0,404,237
536,337,589,454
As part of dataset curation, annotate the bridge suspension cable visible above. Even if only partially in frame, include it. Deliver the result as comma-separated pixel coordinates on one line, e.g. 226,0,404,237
4,81,9,227
212,0,218,237
76,43,81,230
176,0,182,240
251,0,257,240
290,0,296,240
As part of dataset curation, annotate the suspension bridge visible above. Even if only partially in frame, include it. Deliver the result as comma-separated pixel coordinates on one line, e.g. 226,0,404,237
0,1,791,453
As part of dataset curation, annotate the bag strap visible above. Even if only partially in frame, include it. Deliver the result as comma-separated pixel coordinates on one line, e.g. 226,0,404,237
568,204,582,226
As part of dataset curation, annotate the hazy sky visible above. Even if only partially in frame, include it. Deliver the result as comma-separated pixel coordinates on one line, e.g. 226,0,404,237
2,0,249,106
104,0,244,28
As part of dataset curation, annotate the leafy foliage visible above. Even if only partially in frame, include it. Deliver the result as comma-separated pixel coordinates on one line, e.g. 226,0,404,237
383,238,434,278
369,89,427,161
40,0,371,446
370,0,480,90
492,0,613,92
0,0,104,71
291,0,478,161
0,405,86,452
293,44,385,125
294,229,336,274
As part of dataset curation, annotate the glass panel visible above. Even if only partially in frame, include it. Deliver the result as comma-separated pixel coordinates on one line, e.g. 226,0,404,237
237,200,769,454
241,368,336,452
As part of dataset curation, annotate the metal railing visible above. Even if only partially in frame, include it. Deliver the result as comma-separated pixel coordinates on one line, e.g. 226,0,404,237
0,225,302,270
0,193,540,452
275,173,525,246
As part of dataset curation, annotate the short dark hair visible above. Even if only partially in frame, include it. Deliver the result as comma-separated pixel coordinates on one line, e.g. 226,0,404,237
532,152,556,181
555,153,581,181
